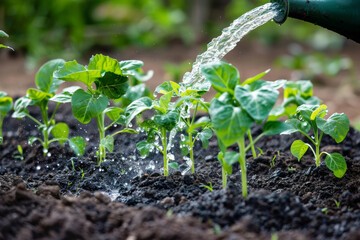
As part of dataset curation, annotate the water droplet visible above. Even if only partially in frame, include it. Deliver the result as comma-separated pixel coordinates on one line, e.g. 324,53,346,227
36,165,41,171
47,153,52,157
43,149,48,154
86,138,90,141
114,124,118,127
129,123,133,128
180,134,185,142
146,160,155,171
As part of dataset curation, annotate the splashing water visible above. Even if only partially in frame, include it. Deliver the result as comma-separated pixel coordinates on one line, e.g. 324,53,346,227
182,3,281,89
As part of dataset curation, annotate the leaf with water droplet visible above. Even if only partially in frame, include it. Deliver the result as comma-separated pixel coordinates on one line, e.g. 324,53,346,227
136,141,153,157
169,162,179,170
51,122,69,146
69,136,86,156
199,129,212,148
100,135,114,153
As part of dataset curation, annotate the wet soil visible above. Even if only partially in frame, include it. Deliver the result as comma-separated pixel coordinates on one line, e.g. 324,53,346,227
1,103,360,240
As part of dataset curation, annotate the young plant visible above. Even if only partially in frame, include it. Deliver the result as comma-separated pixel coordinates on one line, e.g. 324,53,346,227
202,61,290,197
53,54,141,164
156,81,212,174
281,104,349,178
269,80,321,120
0,92,13,145
12,59,85,156
200,182,213,192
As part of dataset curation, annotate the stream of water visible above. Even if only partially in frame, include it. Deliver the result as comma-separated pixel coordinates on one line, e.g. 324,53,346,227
182,3,281,89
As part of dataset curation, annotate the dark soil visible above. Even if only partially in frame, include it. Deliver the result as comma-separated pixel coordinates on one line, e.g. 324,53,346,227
1,103,360,240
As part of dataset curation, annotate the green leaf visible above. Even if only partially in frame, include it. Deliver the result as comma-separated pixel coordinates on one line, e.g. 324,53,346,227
51,123,69,145
12,97,32,119
296,105,318,123
69,136,86,156
209,98,253,147
104,107,124,122
95,72,129,99
88,54,122,75
28,137,40,145
282,119,311,135
119,60,144,71
188,116,211,133
159,91,173,113
136,141,152,157
224,151,240,166
290,140,310,162
199,129,212,148
125,97,153,126
0,44,13,50
310,105,328,120
35,59,65,93
217,151,232,175
50,87,80,103
235,85,279,121
154,111,179,131
120,84,150,107
115,128,138,134
201,61,239,94
169,162,179,170
325,153,347,178
262,121,292,136
0,96,13,116
155,81,173,95
100,135,114,153
54,60,101,86
316,113,349,143
27,88,53,103
71,89,108,124
0,30,9,38
242,69,270,86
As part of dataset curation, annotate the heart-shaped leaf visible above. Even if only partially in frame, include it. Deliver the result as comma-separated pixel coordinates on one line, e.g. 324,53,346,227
136,141,153,157
35,59,65,93
88,54,122,75
69,136,86,156
95,72,129,99
325,153,347,178
154,111,179,131
316,113,349,143
51,122,69,145
290,140,310,161
282,119,311,135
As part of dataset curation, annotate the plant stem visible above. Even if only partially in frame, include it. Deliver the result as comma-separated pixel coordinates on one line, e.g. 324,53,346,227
247,129,257,158
238,136,247,198
0,116,3,145
96,113,106,165
314,129,320,167
190,136,195,174
222,166,227,189
161,128,168,176
40,104,49,153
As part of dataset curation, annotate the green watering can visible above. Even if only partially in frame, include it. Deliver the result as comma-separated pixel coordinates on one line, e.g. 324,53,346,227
271,0,360,43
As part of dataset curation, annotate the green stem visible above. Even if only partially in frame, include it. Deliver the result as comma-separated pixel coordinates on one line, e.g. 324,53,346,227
40,104,50,153
48,103,60,125
0,116,3,145
247,129,257,158
222,166,227,189
189,132,195,174
245,133,264,153
314,129,320,167
161,128,168,176
96,113,106,165
238,136,247,198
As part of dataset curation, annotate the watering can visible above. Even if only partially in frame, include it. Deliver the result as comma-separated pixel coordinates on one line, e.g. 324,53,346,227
271,0,360,43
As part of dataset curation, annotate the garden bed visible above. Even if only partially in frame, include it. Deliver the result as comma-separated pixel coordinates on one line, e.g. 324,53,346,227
1,103,360,240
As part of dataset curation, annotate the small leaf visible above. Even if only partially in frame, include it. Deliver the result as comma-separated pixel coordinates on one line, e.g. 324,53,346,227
181,146,189,156
28,137,39,145
224,151,240,166
199,129,212,148
316,113,349,143
325,153,347,178
69,136,86,156
104,107,124,122
154,111,179,131
282,119,311,135
136,141,152,157
169,162,179,170
217,151,232,175
27,88,53,103
296,105,318,123
119,60,144,71
242,69,270,86
100,135,114,153
71,89,108,124
290,140,310,161
125,97,153,126
201,61,239,94
155,81,173,95
51,123,69,145
159,91,173,113
88,54,122,75
120,84,150,107
310,105,328,120
95,72,129,99
262,121,292,136
0,96,13,116
35,59,65,93
12,97,32,118
0,30,9,38
115,128,139,135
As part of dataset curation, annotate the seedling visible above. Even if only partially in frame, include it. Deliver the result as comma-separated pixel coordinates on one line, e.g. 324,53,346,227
12,59,85,156
270,155,276,168
0,92,13,145
202,61,290,197
54,54,142,164
257,147,264,157
334,200,340,208
200,182,213,192
13,145,24,160
288,167,296,171
321,208,328,215
282,104,349,178
156,81,212,174
76,167,85,194
269,80,321,120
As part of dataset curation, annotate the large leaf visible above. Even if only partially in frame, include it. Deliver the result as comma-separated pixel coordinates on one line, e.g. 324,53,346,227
35,59,65,93
235,85,278,121
325,153,347,178
100,135,114,153
201,61,239,94
209,98,253,147
290,140,310,161
95,72,129,99
69,136,86,156
88,54,122,75
316,113,349,143
54,60,101,86
51,122,69,145
282,119,311,135
154,110,179,131
71,89,108,124
125,97,153,126
0,96,13,116
262,121,292,136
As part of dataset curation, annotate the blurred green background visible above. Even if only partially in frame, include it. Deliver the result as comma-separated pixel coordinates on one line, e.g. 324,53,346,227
0,0,347,65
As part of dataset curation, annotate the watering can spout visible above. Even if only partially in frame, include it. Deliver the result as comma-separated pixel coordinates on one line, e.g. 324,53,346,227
270,0,360,43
